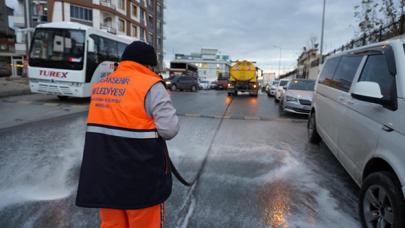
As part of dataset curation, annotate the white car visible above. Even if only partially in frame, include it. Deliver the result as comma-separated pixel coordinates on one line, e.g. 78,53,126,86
308,39,405,228
274,79,290,102
280,79,315,115
199,80,210,90
267,80,279,97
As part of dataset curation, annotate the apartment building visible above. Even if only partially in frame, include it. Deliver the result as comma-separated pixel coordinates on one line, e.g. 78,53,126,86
296,47,320,80
48,0,165,69
173,49,231,82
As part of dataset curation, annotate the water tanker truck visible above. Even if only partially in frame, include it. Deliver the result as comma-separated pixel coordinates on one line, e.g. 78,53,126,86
227,60,258,96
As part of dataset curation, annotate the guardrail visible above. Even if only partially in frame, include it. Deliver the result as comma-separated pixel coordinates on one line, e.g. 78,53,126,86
100,24,117,34
325,15,405,59
100,0,116,9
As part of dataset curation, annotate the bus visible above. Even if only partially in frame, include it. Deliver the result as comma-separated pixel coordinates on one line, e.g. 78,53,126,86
28,22,135,99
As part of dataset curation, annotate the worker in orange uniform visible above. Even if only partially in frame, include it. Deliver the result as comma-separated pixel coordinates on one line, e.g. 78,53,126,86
76,41,179,228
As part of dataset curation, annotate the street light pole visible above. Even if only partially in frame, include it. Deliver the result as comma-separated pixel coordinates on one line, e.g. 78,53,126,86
277,47,281,77
319,0,326,65
272,45,282,77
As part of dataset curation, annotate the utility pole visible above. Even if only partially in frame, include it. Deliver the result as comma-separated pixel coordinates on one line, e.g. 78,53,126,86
319,0,326,65
24,0,31,58
278,47,281,77
272,45,282,77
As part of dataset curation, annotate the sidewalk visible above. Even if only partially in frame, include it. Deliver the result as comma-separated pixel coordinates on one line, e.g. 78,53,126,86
0,77,31,98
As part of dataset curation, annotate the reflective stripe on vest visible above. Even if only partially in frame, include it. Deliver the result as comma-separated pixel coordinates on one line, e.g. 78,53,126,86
87,125,159,139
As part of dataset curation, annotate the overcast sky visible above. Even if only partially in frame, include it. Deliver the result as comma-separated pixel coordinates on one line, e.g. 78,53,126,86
164,0,359,74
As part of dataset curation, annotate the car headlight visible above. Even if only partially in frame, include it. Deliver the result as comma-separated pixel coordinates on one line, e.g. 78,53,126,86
286,96,298,102
165,81,171,85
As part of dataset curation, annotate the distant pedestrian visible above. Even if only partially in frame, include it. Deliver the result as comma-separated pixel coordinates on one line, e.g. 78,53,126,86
76,41,179,228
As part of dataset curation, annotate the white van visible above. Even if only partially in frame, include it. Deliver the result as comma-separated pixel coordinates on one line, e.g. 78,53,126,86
308,39,405,228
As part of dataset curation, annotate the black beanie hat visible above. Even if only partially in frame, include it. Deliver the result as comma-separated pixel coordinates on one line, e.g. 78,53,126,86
121,41,158,67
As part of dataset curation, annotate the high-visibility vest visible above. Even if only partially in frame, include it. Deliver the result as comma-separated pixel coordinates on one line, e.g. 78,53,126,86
76,61,172,209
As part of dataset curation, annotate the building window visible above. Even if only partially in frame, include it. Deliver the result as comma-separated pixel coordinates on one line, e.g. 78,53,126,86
132,25,138,37
119,19,126,33
140,28,145,41
131,4,138,17
70,5,93,22
118,0,125,10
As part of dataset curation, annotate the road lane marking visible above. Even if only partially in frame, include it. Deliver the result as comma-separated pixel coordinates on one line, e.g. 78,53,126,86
43,103,59,107
16,101,32,104
244,116,261,120
184,113,201,117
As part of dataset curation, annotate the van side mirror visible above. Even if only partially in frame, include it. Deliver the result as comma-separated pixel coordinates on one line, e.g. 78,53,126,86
283,86,287,90
351,81,384,104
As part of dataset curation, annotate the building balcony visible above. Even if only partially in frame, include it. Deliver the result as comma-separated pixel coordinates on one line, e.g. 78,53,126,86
100,0,116,10
100,24,117,34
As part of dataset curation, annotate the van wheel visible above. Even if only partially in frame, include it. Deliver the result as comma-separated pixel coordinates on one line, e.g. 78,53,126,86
279,100,284,113
308,112,321,144
360,172,405,228
171,84,177,91
57,96,68,101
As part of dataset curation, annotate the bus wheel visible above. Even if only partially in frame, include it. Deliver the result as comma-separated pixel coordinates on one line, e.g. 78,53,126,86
57,96,68,101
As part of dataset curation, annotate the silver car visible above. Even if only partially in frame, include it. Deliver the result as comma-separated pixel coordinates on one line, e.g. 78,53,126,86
280,79,315,115
267,80,279,97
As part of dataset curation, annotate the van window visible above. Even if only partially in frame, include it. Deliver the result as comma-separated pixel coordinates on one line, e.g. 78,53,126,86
318,56,340,85
358,55,395,99
331,55,363,92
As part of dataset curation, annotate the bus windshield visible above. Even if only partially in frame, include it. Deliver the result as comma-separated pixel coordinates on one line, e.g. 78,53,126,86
29,28,85,70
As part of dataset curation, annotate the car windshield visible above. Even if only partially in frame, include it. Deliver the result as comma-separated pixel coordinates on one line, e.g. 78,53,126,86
279,80,289,86
272,81,279,85
29,28,85,70
288,80,315,91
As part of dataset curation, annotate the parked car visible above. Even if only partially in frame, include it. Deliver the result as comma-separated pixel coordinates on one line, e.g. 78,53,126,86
165,75,199,92
217,78,229,90
210,81,218,89
267,80,279,97
274,79,290,102
199,80,210,90
308,39,405,228
280,79,315,115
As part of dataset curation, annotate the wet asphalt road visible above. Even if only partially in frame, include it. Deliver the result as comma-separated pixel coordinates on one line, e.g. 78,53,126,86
0,91,360,227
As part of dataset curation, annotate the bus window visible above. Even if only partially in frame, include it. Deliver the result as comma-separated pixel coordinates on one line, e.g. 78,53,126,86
117,43,127,59
29,28,85,70
86,35,100,83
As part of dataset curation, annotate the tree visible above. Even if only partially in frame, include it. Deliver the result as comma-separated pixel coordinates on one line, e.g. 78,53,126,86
307,36,319,49
380,0,397,24
354,0,381,35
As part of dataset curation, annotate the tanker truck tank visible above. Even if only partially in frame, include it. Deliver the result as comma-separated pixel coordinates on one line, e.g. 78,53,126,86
227,60,258,97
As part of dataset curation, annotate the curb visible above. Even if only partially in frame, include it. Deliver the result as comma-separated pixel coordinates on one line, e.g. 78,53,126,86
0,89,32,98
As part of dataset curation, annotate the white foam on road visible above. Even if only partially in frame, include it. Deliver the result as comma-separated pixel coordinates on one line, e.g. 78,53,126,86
0,119,84,210
207,143,359,228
